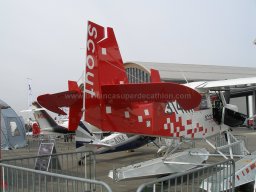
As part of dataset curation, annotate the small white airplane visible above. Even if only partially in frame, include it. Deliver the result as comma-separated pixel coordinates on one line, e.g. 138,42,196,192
32,103,70,134
32,102,156,154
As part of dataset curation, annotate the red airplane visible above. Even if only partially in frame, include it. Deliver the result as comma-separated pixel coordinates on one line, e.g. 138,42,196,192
37,21,206,139
37,21,252,141
37,21,256,186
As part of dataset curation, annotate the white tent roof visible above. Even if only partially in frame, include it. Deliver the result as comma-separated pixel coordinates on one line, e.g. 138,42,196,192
0,99,9,108
125,62,256,82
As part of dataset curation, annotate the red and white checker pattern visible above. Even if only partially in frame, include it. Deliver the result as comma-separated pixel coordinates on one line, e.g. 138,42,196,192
187,123,203,139
163,114,186,137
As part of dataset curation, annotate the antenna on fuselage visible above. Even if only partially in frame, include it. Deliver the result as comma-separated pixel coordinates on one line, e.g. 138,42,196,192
177,67,189,84
82,69,86,121
182,72,189,84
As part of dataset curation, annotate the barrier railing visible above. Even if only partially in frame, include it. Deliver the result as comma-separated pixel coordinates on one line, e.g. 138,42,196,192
136,159,235,192
214,134,247,156
0,150,109,191
0,163,112,192
1,150,95,179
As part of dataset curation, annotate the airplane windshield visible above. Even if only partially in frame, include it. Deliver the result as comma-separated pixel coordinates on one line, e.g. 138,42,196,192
199,95,209,110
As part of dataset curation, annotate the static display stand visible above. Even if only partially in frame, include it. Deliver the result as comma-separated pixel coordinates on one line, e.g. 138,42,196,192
35,140,60,171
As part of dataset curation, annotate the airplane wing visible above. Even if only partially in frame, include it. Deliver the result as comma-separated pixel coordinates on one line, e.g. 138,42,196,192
101,82,202,111
37,91,81,115
191,77,256,91
187,77,256,128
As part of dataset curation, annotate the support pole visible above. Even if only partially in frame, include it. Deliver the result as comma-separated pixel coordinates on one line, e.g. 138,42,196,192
246,96,249,116
0,107,2,190
82,69,86,121
226,132,233,159
0,105,7,191
84,151,88,191
253,91,256,116
0,106,1,160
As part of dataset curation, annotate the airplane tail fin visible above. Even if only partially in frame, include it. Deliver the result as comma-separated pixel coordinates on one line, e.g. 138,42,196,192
84,21,128,128
32,102,59,129
75,121,100,149
150,69,161,82
37,21,202,136
38,21,128,131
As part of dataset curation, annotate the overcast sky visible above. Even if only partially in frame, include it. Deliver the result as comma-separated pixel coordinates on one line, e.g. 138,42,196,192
0,0,256,114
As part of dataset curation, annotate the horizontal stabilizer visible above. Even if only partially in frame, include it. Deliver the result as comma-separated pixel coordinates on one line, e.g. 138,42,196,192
37,91,82,115
37,81,83,131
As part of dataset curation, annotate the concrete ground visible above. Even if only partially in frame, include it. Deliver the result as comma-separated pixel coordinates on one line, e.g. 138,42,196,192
2,127,256,191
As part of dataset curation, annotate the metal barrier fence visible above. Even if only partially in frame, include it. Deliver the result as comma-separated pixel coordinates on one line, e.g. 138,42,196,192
136,159,235,192
0,150,111,191
0,163,112,192
214,134,247,156
1,150,95,179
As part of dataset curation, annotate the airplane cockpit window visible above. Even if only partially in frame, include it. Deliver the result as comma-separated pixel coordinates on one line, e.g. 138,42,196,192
211,93,223,124
199,95,209,110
